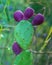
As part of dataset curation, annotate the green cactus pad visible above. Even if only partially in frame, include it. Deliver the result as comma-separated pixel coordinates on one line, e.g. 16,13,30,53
13,50,33,65
14,20,34,49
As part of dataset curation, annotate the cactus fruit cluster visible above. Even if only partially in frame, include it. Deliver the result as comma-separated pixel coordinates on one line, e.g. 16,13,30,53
12,7,44,65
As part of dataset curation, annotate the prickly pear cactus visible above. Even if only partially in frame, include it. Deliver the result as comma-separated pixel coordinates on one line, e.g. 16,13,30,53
13,50,33,65
14,20,34,49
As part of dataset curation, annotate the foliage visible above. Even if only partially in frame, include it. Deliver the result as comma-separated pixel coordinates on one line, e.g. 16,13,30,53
0,0,52,65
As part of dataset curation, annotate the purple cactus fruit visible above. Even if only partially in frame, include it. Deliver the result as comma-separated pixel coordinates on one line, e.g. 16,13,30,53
12,42,23,55
24,7,34,20
32,13,44,25
14,10,24,22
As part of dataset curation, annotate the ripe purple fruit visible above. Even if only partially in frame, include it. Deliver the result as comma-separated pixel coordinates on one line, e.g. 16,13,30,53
14,10,24,22
24,7,34,20
12,42,22,55
32,13,44,25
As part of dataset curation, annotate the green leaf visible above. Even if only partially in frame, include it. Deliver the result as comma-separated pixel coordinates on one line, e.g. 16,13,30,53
13,50,33,65
14,20,34,49
39,27,52,52
30,2,44,14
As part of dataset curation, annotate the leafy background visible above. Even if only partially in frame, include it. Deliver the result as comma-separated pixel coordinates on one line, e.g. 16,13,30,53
0,0,52,65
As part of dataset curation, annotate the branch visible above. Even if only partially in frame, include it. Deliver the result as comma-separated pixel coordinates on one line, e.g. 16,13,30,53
30,49,52,54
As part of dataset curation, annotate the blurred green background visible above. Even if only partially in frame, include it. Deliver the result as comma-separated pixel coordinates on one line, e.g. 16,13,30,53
0,0,52,65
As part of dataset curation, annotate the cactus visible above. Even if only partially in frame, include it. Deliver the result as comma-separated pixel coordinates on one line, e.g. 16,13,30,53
14,20,34,49
13,50,33,65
